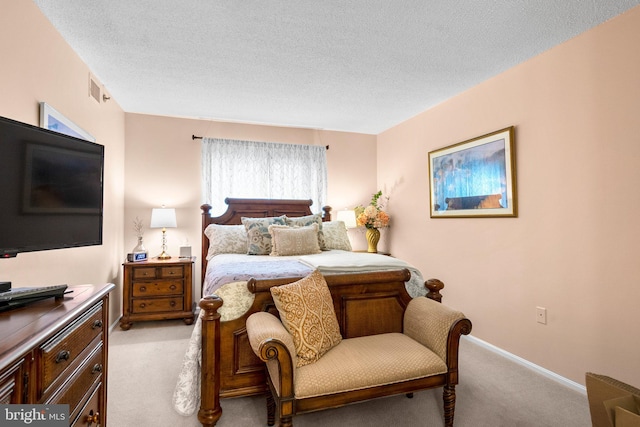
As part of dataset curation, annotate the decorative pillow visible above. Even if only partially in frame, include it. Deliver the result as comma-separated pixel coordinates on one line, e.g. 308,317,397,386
269,224,321,256
204,224,248,259
241,216,287,255
286,214,326,249
321,221,352,251
270,270,342,367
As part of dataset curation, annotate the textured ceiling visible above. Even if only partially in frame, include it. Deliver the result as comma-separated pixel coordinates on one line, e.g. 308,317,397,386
34,1,640,134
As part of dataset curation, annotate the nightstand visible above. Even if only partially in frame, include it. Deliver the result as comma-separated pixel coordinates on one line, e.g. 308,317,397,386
354,250,392,256
120,257,195,330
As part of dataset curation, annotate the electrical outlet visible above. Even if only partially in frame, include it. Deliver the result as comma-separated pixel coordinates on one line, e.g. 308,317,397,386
536,307,547,324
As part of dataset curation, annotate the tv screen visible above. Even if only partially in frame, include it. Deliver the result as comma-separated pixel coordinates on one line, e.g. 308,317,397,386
0,115,104,257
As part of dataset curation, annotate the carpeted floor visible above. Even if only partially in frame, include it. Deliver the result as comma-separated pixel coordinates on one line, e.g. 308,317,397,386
107,319,591,426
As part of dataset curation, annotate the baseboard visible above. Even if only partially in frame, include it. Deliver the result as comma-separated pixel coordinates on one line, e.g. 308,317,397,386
463,335,586,395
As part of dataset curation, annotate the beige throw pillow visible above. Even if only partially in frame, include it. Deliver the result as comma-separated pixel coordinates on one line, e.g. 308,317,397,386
270,270,342,367
286,214,326,249
322,221,352,251
204,224,248,259
269,224,321,256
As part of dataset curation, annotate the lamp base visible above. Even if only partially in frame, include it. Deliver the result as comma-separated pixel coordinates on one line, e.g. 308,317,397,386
157,251,172,260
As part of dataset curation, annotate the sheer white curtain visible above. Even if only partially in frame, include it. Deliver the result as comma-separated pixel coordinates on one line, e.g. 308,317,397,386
201,138,328,216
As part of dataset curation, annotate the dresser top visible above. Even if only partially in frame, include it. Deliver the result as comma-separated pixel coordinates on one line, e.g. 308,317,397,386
0,283,114,371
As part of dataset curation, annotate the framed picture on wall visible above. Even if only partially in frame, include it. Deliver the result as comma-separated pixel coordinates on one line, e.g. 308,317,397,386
428,126,517,218
39,102,95,142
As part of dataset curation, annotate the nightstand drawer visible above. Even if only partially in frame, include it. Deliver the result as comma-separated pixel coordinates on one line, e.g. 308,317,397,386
132,280,183,297
131,297,184,314
160,266,184,278
40,304,104,391
133,267,157,279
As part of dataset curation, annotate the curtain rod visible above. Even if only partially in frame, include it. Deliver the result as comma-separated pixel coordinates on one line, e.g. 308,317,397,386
192,135,328,150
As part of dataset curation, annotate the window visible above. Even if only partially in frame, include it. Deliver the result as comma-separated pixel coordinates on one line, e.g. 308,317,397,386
201,138,328,216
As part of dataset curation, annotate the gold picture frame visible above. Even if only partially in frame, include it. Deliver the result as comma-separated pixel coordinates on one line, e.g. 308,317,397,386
428,126,517,218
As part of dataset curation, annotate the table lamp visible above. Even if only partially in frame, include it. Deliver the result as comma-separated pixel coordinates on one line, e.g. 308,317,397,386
336,209,357,228
150,206,177,259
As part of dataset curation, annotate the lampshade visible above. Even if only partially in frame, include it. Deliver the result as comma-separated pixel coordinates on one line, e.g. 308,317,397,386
150,208,177,229
336,209,357,228
150,207,177,260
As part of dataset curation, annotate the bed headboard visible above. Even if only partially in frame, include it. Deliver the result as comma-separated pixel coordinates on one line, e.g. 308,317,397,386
200,198,332,285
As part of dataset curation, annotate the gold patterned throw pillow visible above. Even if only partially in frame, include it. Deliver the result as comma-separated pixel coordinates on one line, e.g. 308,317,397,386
270,270,342,367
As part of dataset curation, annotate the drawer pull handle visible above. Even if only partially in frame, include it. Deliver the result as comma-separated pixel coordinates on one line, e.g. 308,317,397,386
170,285,177,291
170,301,176,307
91,363,103,374
140,286,147,292
139,303,146,309
85,411,99,425
92,319,103,329
55,350,70,364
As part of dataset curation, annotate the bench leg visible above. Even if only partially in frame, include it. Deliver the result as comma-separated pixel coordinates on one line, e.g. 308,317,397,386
279,415,293,427
267,391,276,426
443,385,456,427
406,392,414,398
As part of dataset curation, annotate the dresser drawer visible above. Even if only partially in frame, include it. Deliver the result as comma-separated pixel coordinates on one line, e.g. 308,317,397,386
132,280,183,297
131,297,184,314
0,359,24,404
71,382,102,427
40,303,104,391
47,343,103,420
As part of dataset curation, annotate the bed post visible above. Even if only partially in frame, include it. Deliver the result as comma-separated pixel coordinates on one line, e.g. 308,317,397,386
198,295,223,427
425,279,444,302
201,204,212,286
322,205,332,221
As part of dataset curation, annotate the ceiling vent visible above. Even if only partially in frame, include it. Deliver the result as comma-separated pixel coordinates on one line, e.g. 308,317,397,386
89,74,101,103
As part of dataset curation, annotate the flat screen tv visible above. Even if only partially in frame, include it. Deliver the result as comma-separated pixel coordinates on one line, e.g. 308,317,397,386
0,115,104,258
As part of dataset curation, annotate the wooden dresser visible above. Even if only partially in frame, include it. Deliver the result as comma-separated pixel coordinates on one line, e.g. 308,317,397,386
0,283,113,426
120,257,194,330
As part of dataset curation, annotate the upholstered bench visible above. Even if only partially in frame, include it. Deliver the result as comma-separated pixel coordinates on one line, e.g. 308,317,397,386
246,270,472,427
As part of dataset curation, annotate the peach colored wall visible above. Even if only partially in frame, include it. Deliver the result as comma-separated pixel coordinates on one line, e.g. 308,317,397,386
378,6,640,387
0,2,126,326
124,114,377,296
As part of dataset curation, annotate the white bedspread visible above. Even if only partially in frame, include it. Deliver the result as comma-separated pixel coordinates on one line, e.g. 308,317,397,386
299,250,426,298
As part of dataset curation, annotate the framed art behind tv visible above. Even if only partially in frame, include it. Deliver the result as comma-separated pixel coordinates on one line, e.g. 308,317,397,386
428,126,517,218
39,102,96,142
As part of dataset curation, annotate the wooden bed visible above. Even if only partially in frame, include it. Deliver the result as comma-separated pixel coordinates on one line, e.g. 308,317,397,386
196,198,445,427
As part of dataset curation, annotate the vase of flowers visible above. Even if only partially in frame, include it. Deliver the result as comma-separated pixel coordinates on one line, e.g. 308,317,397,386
365,228,381,253
355,191,390,253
